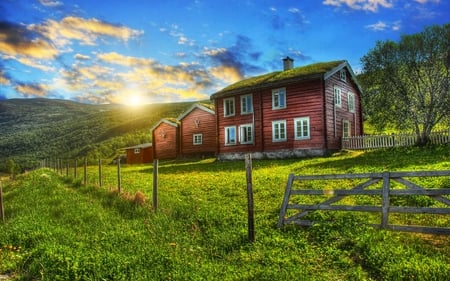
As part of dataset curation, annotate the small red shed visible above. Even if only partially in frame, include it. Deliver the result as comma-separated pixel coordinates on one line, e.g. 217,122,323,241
124,143,153,164
151,118,180,160
178,103,217,158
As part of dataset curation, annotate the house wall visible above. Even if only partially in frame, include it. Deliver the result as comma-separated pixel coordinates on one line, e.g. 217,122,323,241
153,123,179,159
324,69,363,150
126,146,153,164
180,107,217,156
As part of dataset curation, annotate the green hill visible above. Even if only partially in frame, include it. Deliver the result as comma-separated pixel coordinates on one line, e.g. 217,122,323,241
0,98,200,171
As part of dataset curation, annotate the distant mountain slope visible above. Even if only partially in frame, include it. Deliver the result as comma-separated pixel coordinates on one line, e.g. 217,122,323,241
0,98,199,171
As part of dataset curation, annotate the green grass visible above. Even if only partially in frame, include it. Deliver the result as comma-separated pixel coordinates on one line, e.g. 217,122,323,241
1,146,449,280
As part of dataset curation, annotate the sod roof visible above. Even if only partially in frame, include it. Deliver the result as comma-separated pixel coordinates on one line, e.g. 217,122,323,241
211,60,347,99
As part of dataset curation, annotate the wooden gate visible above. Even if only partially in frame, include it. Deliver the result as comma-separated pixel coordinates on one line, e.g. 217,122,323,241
278,170,450,235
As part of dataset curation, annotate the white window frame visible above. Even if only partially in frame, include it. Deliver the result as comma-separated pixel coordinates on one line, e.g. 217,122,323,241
272,88,286,110
240,94,253,114
193,134,203,145
224,126,237,146
343,120,351,138
223,97,235,117
294,117,310,140
334,86,342,108
339,69,347,82
272,120,287,142
134,148,141,154
239,124,254,144
347,92,355,113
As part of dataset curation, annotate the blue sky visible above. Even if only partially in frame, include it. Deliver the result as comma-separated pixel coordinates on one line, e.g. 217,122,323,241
0,0,448,104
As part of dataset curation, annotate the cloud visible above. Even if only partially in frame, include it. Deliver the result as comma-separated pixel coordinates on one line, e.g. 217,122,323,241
0,21,58,59
15,83,49,97
74,53,91,60
414,0,440,3
30,16,143,48
268,6,309,30
0,70,10,85
323,0,393,12
203,35,263,79
39,0,63,7
365,20,401,31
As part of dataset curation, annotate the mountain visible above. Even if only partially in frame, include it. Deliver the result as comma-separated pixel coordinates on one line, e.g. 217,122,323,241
0,98,199,171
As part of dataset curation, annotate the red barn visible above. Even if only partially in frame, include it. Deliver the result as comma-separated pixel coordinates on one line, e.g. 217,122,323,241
124,143,153,164
210,58,363,160
151,118,180,160
178,103,217,158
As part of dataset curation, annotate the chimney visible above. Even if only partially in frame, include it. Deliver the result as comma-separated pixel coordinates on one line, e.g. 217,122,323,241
283,56,294,71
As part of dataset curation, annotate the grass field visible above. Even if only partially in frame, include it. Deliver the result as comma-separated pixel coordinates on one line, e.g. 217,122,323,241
1,146,449,280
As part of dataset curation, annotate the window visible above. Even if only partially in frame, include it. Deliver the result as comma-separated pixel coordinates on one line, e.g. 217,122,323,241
240,94,253,114
134,148,141,154
239,124,254,144
347,92,355,113
272,88,286,109
223,97,235,117
193,134,203,145
339,69,346,82
343,120,351,138
294,117,310,140
334,87,342,107
272,120,287,142
224,126,236,145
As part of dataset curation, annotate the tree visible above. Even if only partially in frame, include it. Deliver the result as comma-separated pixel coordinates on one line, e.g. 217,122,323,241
360,24,450,145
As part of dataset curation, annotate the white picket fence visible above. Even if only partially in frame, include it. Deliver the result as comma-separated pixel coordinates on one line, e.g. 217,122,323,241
342,130,450,150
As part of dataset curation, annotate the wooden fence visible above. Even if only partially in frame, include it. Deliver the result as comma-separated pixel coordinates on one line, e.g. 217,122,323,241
342,130,450,150
278,170,450,235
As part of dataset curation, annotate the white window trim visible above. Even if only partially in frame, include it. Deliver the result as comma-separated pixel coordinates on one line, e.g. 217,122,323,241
343,120,351,138
334,86,342,108
134,148,141,154
294,117,310,140
224,126,237,146
239,123,254,144
240,94,253,114
272,88,286,110
193,134,203,145
347,92,355,113
223,97,235,117
272,120,287,142
339,69,347,82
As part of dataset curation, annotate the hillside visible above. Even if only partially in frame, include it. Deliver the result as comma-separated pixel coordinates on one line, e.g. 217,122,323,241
0,98,200,171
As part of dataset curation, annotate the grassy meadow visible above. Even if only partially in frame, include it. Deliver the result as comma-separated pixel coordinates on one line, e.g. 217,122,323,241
1,146,449,280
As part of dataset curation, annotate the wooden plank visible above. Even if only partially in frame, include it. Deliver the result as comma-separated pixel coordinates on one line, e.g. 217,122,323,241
385,225,450,235
390,170,450,177
290,189,382,195
293,173,384,180
389,206,450,214
381,172,390,228
277,173,295,227
394,177,450,206
288,204,381,212
389,189,450,196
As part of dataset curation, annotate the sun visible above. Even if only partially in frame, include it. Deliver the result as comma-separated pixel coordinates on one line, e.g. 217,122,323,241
128,95,141,106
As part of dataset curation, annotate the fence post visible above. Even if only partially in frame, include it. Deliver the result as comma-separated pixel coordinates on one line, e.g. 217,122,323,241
0,181,4,224
278,173,295,228
381,172,390,228
117,156,121,193
98,158,102,187
245,154,255,242
153,159,158,212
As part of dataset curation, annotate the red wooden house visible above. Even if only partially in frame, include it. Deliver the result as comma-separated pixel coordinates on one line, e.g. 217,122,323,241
210,58,363,160
124,143,153,164
151,118,180,160
178,103,217,158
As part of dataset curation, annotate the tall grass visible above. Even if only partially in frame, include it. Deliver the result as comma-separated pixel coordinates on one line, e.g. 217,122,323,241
1,146,449,280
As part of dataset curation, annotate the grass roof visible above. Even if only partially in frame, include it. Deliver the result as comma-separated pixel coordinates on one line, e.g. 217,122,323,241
213,60,345,97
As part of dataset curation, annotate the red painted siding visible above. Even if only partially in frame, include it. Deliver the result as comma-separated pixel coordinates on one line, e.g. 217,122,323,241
180,107,217,156
324,69,363,149
126,146,153,164
153,122,179,159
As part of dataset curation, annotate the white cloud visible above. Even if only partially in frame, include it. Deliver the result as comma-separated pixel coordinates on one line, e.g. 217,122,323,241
365,20,401,31
323,0,394,12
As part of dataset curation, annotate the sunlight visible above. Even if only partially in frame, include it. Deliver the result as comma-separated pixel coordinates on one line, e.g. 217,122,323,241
128,95,142,106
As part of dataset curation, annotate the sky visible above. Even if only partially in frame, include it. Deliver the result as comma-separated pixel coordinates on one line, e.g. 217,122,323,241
0,0,448,105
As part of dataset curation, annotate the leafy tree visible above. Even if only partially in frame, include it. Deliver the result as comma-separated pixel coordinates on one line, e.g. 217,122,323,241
360,24,450,145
